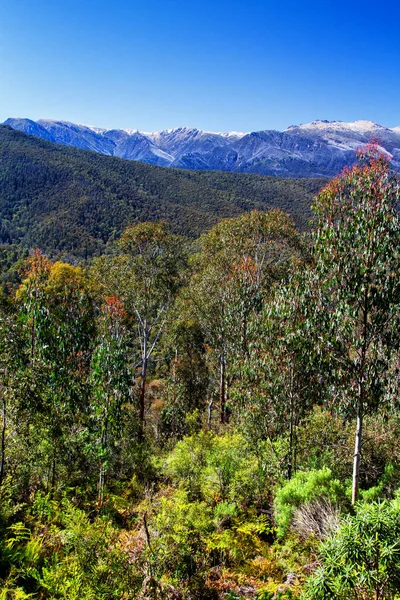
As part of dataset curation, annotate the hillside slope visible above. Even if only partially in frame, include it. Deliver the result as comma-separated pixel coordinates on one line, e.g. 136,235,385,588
0,125,324,258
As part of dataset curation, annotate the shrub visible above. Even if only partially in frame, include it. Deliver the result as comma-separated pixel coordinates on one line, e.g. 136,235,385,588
274,468,344,539
291,498,339,541
304,498,400,599
163,431,214,499
1,495,142,600
146,489,213,582
163,431,274,506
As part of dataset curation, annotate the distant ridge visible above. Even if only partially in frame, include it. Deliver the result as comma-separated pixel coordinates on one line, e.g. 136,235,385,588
5,118,400,178
0,124,323,259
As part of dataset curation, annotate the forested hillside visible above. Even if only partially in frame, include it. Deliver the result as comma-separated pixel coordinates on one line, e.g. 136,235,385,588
0,145,399,599
0,124,323,260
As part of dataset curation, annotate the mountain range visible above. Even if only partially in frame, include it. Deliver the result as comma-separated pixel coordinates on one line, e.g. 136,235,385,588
5,118,400,178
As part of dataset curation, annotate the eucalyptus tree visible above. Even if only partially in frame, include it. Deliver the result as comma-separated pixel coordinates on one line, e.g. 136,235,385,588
91,296,131,505
16,252,95,489
91,222,187,435
160,299,209,440
188,210,303,424
17,253,94,402
311,146,400,503
16,249,52,366
233,268,322,478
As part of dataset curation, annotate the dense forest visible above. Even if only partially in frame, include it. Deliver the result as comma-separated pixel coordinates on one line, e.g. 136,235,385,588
0,144,399,599
0,124,323,273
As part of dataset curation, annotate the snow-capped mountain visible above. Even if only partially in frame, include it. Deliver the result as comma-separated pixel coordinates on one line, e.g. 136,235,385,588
4,118,400,177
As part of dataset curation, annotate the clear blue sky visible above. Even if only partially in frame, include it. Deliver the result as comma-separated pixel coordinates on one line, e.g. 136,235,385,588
1,0,400,132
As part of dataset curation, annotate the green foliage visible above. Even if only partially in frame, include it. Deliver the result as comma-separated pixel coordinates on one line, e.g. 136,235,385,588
163,431,215,498
311,147,400,502
159,310,209,441
295,409,352,478
232,268,322,478
296,409,400,497
311,148,400,415
148,488,213,581
359,462,400,502
304,498,400,599
91,296,132,503
1,494,141,599
0,244,28,288
207,511,271,565
164,431,274,506
187,209,304,424
274,468,344,538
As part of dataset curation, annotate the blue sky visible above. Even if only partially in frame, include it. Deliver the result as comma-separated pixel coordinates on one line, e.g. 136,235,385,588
1,0,400,132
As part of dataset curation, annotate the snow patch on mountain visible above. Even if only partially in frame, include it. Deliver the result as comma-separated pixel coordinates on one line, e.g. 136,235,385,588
288,119,388,134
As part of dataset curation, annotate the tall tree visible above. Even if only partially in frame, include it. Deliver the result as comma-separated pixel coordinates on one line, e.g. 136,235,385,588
311,146,400,503
16,253,95,490
91,296,131,505
188,210,303,424
91,222,186,435
160,299,209,439
233,269,321,478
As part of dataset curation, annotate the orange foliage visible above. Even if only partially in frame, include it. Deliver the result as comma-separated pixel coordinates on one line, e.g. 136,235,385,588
103,295,127,319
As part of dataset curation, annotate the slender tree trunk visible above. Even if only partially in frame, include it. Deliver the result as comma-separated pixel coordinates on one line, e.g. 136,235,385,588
139,329,148,435
98,417,108,506
171,348,177,439
207,394,213,429
288,393,294,480
139,356,148,422
219,349,226,424
51,451,56,494
352,391,363,504
0,387,6,486
352,287,369,504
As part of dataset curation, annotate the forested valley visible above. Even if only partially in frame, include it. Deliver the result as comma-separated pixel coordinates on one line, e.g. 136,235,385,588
0,124,321,265
0,145,399,599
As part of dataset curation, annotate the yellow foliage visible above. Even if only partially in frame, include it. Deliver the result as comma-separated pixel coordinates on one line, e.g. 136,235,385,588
47,262,85,291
